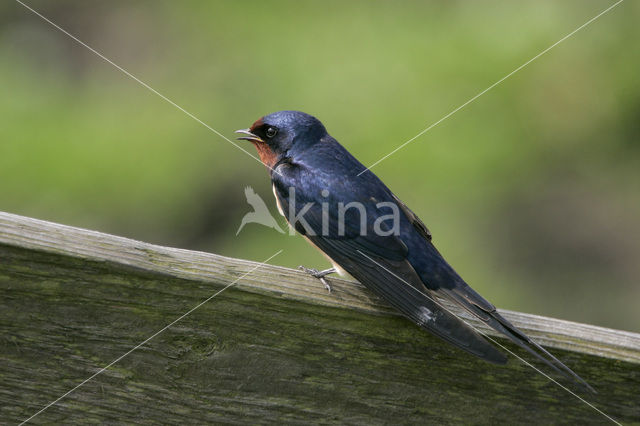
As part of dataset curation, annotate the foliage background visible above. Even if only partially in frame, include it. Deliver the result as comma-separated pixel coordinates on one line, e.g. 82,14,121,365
1,0,638,331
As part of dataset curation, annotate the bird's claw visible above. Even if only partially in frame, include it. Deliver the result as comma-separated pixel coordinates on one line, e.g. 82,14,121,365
298,265,335,293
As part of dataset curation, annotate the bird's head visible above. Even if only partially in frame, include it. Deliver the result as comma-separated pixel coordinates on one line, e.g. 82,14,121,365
236,111,327,170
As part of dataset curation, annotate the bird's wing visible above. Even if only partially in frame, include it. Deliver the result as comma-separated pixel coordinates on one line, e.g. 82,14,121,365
272,173,507,363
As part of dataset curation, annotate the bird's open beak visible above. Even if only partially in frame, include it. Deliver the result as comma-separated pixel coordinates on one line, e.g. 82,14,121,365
235,128,264,143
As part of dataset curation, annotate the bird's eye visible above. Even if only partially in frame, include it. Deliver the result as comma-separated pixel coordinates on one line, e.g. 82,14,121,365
265,127,278,138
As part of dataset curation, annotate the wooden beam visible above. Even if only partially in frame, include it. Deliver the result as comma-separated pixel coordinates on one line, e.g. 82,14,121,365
1,211,639,423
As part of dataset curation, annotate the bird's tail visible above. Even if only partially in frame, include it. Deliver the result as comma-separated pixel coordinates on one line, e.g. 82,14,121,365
438,287,596,394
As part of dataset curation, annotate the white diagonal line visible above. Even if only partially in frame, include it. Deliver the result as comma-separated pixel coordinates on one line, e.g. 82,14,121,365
356,249,620,425
20,249,283,425
358,0,624,176
14,0,276,173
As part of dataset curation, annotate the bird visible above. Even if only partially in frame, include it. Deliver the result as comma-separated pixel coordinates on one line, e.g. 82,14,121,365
236,186,285,235
235,110,594,392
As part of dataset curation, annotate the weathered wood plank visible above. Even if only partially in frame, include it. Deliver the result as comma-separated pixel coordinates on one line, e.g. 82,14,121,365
1,212,638,363
1,211,639,424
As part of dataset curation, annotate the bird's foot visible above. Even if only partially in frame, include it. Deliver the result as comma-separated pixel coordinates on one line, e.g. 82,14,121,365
298,266,336,293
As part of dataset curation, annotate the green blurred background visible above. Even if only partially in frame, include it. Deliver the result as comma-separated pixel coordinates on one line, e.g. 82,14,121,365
1,1,638,331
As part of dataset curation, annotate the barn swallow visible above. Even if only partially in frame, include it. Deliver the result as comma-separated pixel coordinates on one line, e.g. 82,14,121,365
236,110,594,392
